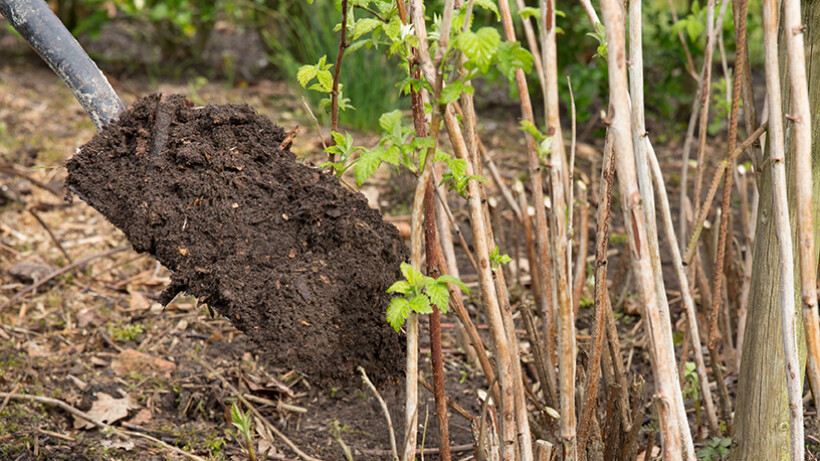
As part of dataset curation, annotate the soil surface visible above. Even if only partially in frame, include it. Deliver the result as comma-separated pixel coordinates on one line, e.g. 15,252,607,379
66,94,407,386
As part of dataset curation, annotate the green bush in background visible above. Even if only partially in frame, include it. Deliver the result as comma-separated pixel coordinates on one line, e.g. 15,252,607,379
252,0,408,131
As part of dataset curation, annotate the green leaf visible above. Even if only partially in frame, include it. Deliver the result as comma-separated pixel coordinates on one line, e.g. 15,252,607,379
447,158,467,178
329,131,347,148
433,149,451,162
412,136,436,150
473,0,500,19
387,280,411,294
496,42,534,82
400,262,426,288
345,39,370,56
518,120,545,141
296,65,318,88
354,150,382,186
353,18,382,39
518,6,540,20
408,294,432,314
377,145,397,166
453,27,500,73
436,274,470,294
387,297,411,331
440,80,466,104
426,282,450,313
379,109,403,133
315,69,333,92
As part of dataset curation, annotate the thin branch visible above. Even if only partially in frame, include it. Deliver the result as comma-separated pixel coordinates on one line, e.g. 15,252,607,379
577,128,615,455
359,367,398,461
0,245,130,311
628,1,694,455
646,141,719,433
354,4,388,22
707,0,747,351
28,207,72,263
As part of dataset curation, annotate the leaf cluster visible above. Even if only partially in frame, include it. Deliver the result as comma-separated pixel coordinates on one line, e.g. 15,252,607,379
386,262,469,332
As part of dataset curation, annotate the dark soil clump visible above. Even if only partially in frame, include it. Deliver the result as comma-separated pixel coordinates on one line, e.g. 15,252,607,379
66,94,407,385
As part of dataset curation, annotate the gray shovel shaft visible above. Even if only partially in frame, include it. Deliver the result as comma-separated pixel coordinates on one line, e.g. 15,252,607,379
0,0,125,130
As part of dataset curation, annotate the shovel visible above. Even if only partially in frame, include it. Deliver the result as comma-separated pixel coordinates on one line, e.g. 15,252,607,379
0,0,407,385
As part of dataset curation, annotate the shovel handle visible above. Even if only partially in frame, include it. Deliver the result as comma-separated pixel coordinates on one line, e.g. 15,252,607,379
0,0,125,130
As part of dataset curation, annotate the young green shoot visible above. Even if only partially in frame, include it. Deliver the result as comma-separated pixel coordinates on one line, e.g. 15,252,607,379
230,402,257,461
386,262,468,332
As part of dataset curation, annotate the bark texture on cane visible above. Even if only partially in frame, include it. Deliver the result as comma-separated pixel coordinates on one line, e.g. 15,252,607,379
600,0,683,458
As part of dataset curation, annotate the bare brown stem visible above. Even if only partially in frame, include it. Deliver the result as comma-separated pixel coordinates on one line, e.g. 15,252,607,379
577,128,615,456
707,0,747,351
600,1,683,457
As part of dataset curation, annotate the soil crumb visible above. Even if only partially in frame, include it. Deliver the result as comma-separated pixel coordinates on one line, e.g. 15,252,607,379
66,94,407,385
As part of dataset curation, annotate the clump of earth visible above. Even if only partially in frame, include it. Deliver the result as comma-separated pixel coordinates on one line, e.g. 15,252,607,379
66,94,407,385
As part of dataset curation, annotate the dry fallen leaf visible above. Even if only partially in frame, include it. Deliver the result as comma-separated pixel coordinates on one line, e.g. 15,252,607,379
73,392,137,429
24,340,50,357
127,408,152,426
127,288,150,311
111,349,176,378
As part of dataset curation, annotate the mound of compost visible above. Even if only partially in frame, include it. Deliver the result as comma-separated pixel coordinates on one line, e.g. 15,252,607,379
66,94,407,385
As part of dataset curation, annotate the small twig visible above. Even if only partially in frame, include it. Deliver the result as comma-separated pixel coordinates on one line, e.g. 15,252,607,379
431,168,478,272
359,367,398,461
478,375,500,461
0,383,21,415
358,444,474,457
520,303,557,407
0,245,130,311
354,3,388,22
665,0,698,81
241,394,307,414
279,126,300,151
301,97,327,152
28,208,71,263
330,421,354,461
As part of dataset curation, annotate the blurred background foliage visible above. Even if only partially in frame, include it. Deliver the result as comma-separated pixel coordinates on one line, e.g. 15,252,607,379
10,0,762,133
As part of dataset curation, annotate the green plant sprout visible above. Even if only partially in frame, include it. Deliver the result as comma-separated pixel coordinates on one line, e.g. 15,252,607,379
297,55,353,113
697,436,731,461
518,120,553,165
682,361,703,428
586,22,608,59
489,246,512,272
107,322,144,342
386,262,469,332
231,402,257,461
